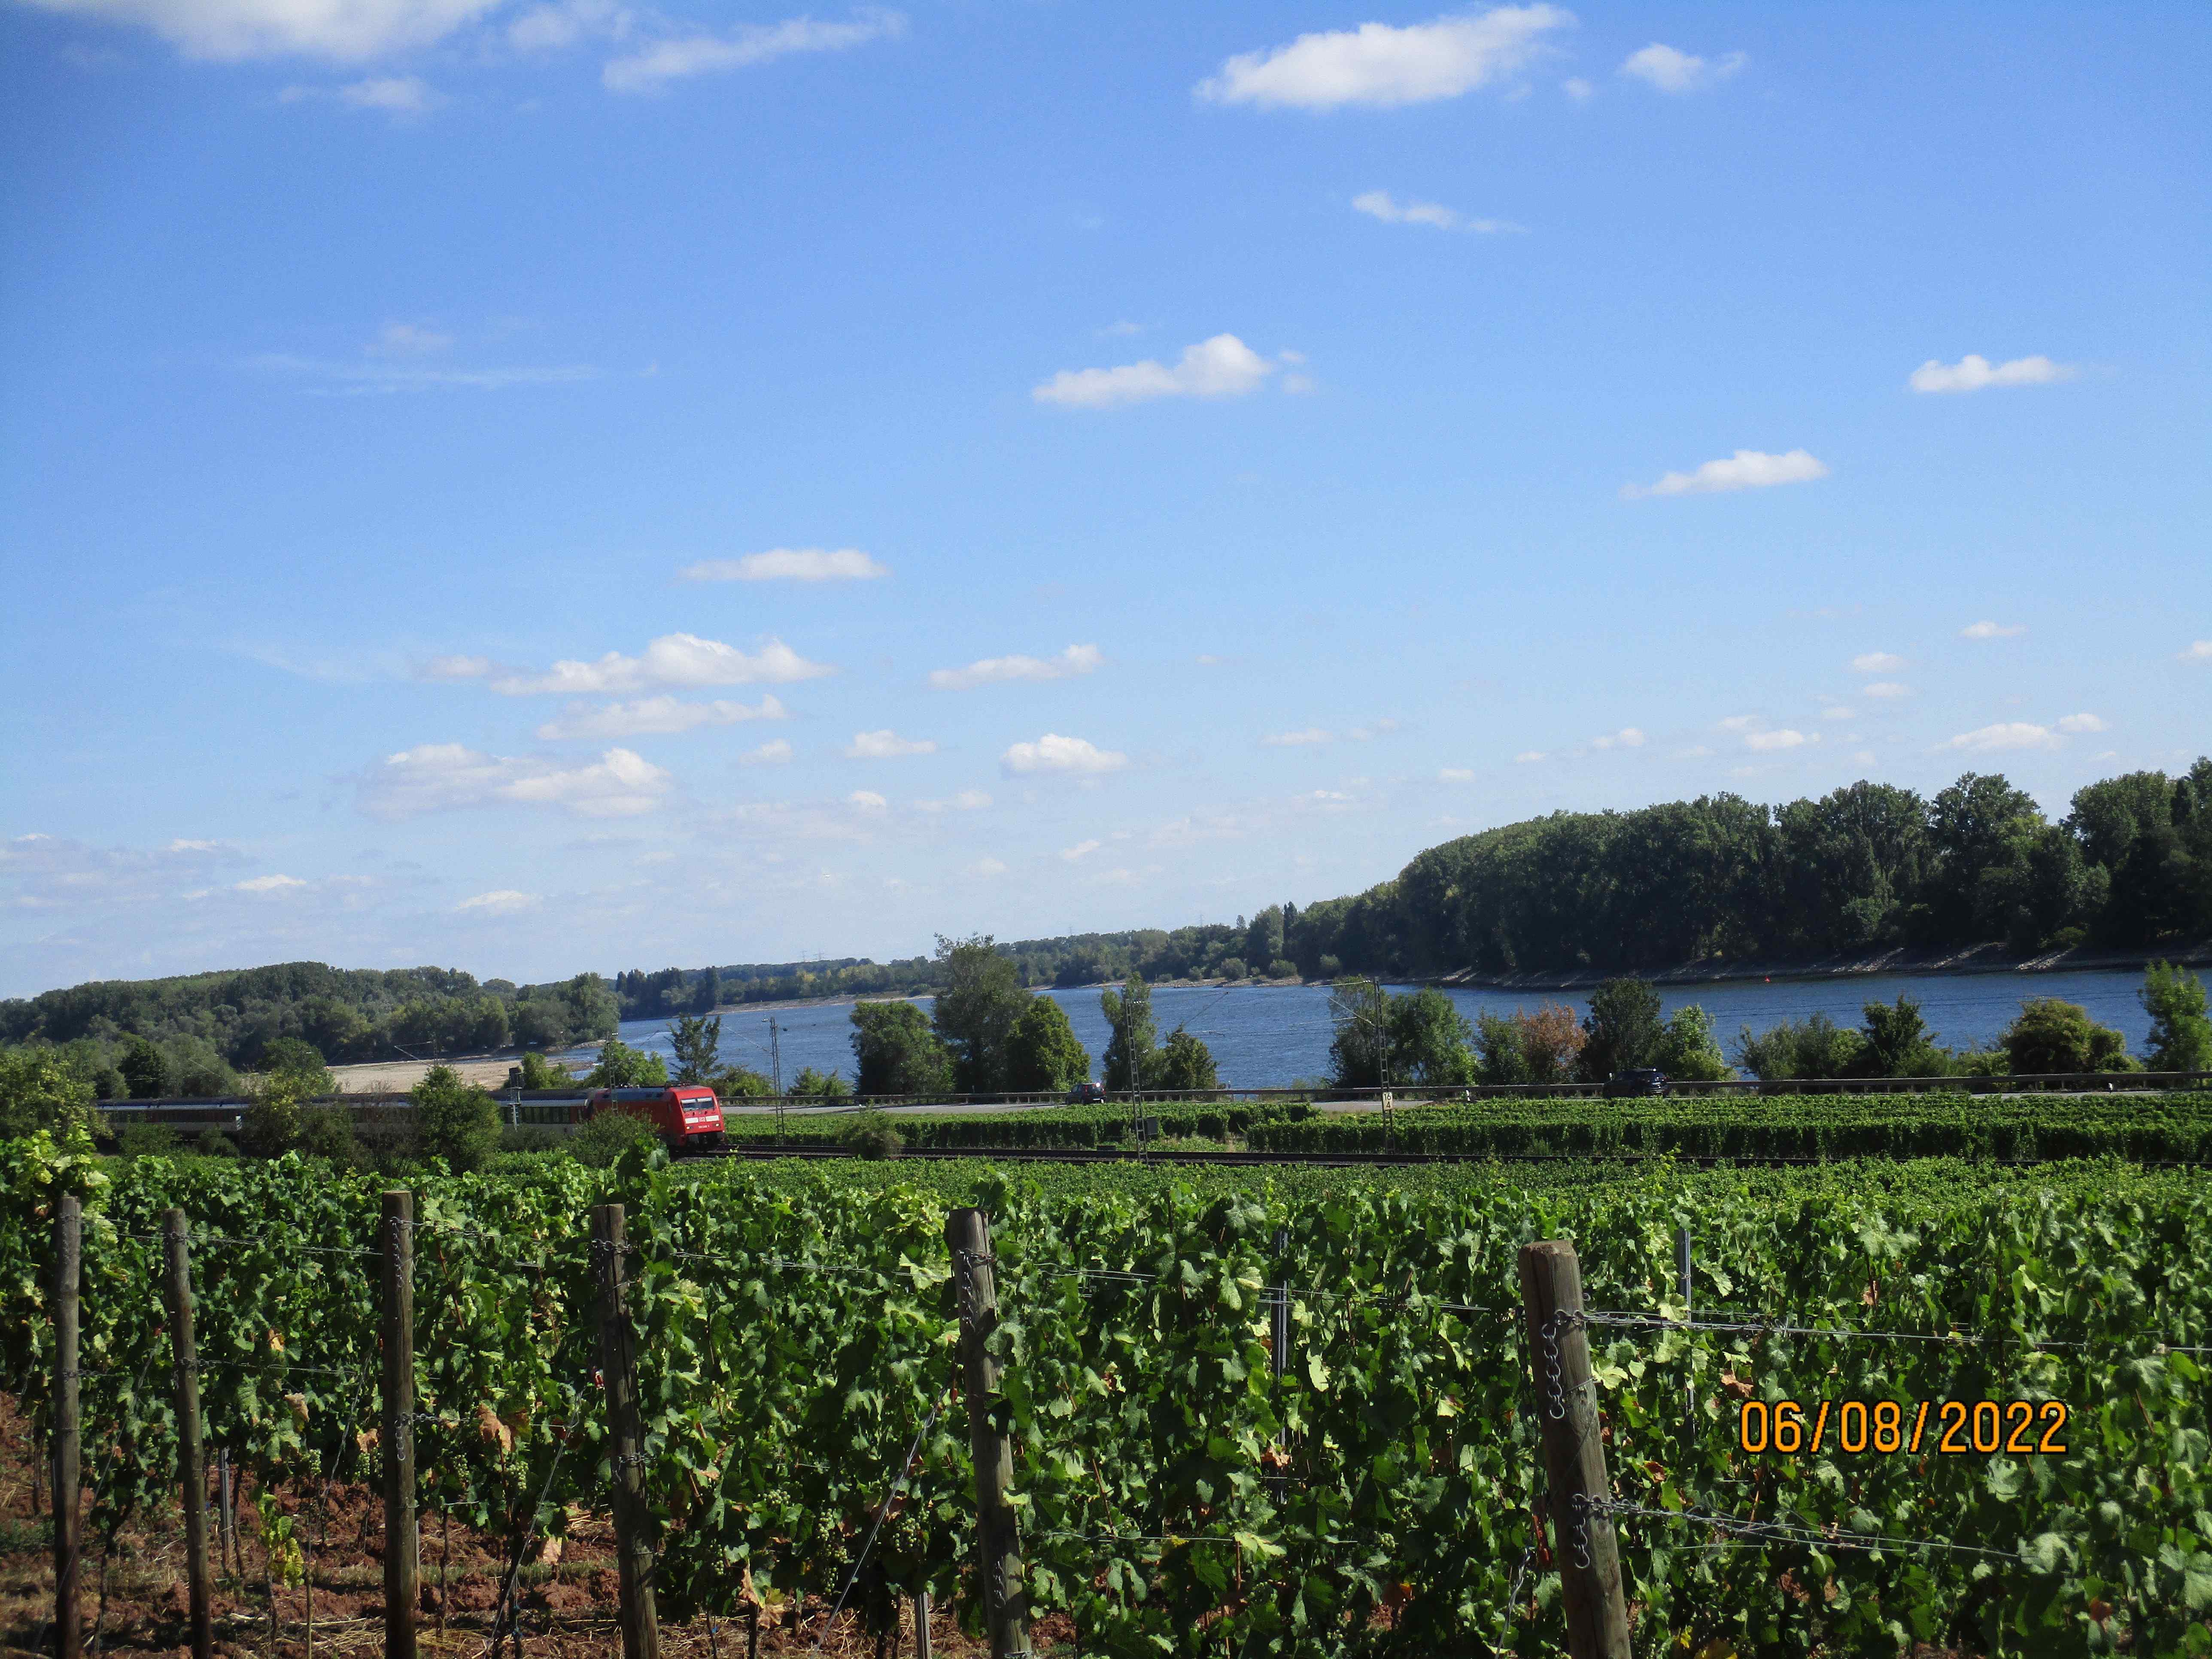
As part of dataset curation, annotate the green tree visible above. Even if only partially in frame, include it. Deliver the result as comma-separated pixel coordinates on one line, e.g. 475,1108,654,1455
1101,974,1161,1091
242,1069,311,1156
1653,1005,1732,1081
511,999,568,1050
1326,977,1393,1089
259,1036,334,1095
517,1051,571,1089
1922,772,2043,943
1389,988,1476,1085
120,1036,174,1100
930,935,1032,1093
1474,1013,1529,1085
1999,999,2134,1074
849,1001,954,1097
560,973,622,1042
667,1014,723,1085
1580,978,1665,1079
2140,962,2212,1073
1854,996,1947,1077
790,1066,851,1100
411,1063,504,1171
583,1038,667,1088
0,1047,95,1140
1733,1014,1865,1082
1155,1027,1220,1092
1005,998,1091,1092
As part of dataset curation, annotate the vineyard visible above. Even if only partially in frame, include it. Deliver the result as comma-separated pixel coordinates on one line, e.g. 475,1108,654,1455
6,1134,2212,1656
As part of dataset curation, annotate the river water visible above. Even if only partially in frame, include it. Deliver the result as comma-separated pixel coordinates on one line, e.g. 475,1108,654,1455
579,966,2203,1091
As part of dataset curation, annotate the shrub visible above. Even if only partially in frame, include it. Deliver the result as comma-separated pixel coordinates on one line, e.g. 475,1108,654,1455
1734,1014,1864,1082
571,1107,659,1168
0,1048,96,1140
1580,978,1664,1079
113,1121,179,1159
2001,998,2135,1074
2141,962,2212,1073
298,1103,362,1166
840,1111,905,1159
791,1066,852,1101
582,1039,667,1088
1267,959,1299,981
1156,1027,1220,1092
1005,998,1091,1093
412,1064,504,1172
1653,1006,1732,1082
242,1072,310,1157
517,1051,573,1089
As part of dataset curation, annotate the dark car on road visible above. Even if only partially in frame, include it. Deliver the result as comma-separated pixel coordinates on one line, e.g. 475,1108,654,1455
1065,1082,1107,1104
1603,1068,1668,1098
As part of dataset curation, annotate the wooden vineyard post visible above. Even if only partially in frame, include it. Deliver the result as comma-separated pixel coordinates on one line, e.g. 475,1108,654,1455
913,1588,932,1659
53,1192,82,1659
592,1204,661,1659
945,1208,1031,1659
380,1190,418,1659
161,1209,215,1659
1518,1240,1631,1659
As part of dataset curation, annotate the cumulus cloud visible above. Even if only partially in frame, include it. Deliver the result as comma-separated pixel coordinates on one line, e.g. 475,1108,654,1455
917,790,992,812
1033,334,1277,409
847,790,888,810
603,8,905,92
1941,723,2063,753
359,743,672,819
1863,682,1913,700
1561,75,1592,100
1196,4,1572,109
420,654,492,681
740,739,794,765
338,74,438,111
1821,705,1855,720
27,0,503,60
488,633,831,695
1514,750,1545,763
1626,449,1829,498
1619,43,1744,93
1351,190,1520,234
1439,766,1475,781
1263,728,1332,747
678,547,887,582
1908,354,2075,394
1745,729,1815,752
1851,652,1905,673
1961,620,2027,639
2057,713,2107,734
1000,733,1127,776
536,694,785,741
235,873,306,893
1591,728,1646,750
1060,839,1102,862
928,643,1102,690
844,729,936,758
2182,641,2212,662
456,889,538,914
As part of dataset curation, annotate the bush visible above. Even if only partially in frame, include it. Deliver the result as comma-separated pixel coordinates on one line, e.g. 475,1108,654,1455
791,1066,852,1101
1653,1005,1732,1082
411,1064,503,1172
1580,978,1664,1079
2141,962,2212,1072
298,1103,362,1166
1734,1014,1865,1082
242,1073,310,1157
571,1108,659,1168
194,1128,239,1159
1267,960,1299,981
1156,1027,1220,1091
113,1121,179,1159
517,1051,572,1089
2001,999,2135,1074
0,1048,96,1140
840,1112,905,1159
582,1039,667,1089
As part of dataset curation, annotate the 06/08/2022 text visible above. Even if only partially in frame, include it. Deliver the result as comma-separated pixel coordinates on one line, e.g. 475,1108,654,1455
1738,1398,2069,1457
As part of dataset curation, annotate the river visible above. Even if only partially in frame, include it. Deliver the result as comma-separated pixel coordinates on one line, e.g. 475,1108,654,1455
571,966,2203,1091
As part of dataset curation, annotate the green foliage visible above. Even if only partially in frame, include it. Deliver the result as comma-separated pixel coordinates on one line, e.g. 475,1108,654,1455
1325,976,1392,1088
2140,961,2212,1073
666,1014,723,1085
1474,1012,1527,1085
2002,997,2136,1074
1580,976,1664,1078
850,1000,955,1097
1652,1004,1732,1081
297,1103,362,1166
790,1066,851,1100
1733,1012,1866,1082
1004,997,1091,1092
1388,988,1476,1085
1100,974,1160,1092
241,1070,312,1157
838,1110,905,1159
119,1036,173,1099
717,1097,1310,1150
0,1047,95,1140
1856,994,1948,1077
570,1105,659,1167
257,1036,333,1094
410,1063,503,1171
931,934,1032,1092
582,1038,668,1088
111,1121,179,1159
517,1050,571,1089
1153,1027,1219,1092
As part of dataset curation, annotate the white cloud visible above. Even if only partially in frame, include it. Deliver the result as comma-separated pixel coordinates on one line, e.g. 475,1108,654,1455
1514,750,1545,763
678,547,887,583
1562,75,1592,100
1851,651,1906,673
603,9,905,92
489,633,831,695
1034,334,1277,409
235,873,306,893
928,643,1102,690
371,322,452,355
420,654,492,681
506,0,623,51
2182,641,2212,662
1591,727,1646,750
344,73,436,110
1196,4,1572,109
1820,705,1855,720
1718,714,1759,732
844,729,936,758
1351,190,1521,234
847,790,887,810
1263,727,1332,747
1000,733,1127,776
1440,766,1475,781
1619,43,1744,93
536,693,784,741
1863,682,1912,700
740,738,794,765
2057,712,2108,735
456,889,538,914
1940,723,2062,753
917,790,992,812
1853,750,1877,765
1626,449,1828,498
29,0,502,60
1060,839,1102,862
1745,729,1815,752
359,743,672,819
1961,620,2027,640
1100,320,1146,337
1908,354,2075,394
967,857,1007,878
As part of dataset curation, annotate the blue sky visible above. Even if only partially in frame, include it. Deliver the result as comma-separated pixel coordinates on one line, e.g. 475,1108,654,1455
2,1,2207,997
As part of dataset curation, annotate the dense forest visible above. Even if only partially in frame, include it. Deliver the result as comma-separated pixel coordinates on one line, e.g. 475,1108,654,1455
5,762,2208,1080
